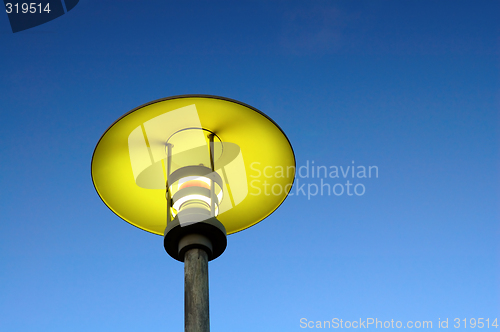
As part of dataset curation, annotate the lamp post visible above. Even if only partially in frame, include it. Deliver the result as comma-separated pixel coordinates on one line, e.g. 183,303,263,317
91,95,295,332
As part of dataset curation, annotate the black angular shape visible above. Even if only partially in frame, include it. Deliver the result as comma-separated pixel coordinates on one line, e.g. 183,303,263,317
63,0,78,12
5,0,65,33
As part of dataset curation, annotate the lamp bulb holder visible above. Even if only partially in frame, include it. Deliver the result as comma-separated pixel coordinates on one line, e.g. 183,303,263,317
164,216,227,262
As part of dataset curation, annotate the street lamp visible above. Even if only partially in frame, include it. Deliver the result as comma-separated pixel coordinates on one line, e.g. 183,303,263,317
91,95,295,332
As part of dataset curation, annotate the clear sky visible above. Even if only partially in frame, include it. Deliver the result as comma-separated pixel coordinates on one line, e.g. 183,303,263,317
0,1,498,331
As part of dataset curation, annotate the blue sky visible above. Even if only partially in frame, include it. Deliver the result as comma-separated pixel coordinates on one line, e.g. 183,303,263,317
0,1,498,331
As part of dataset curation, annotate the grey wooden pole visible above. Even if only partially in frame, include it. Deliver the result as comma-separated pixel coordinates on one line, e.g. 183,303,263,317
184,248,210,332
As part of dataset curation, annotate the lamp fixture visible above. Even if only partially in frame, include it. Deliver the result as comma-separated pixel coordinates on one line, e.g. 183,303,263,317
91,95,295,331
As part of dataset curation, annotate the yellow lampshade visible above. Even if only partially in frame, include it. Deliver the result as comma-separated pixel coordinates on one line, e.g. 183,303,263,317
91,95,295,235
